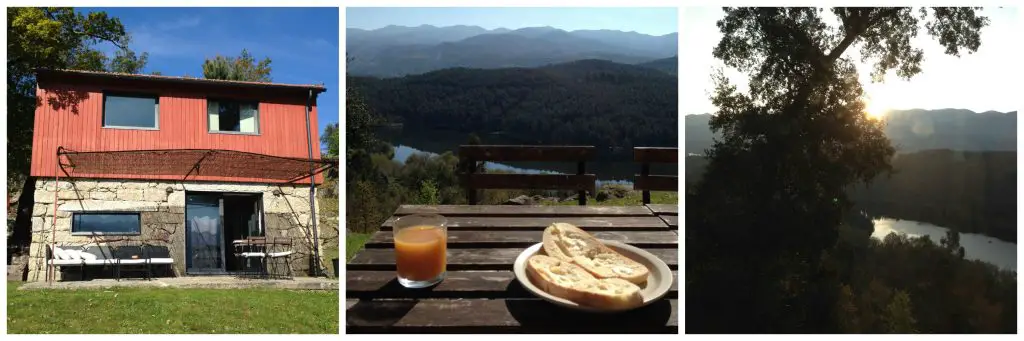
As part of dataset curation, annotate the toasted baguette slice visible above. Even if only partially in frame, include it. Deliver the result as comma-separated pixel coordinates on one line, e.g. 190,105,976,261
526,254,643,310
542,222,650,284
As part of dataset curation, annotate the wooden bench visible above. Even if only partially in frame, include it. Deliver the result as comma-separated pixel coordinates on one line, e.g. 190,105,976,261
458,145,597,205
633,147,679,204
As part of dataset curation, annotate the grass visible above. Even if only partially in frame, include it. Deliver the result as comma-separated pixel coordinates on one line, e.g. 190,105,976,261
6,281,338,334
552,190,678,206
346,232,373,261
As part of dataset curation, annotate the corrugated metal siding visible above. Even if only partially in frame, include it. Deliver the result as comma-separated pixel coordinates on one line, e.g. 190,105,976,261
31,83,324,184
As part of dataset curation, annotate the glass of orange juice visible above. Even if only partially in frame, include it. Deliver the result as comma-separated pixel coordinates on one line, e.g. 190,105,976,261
393,214,447,288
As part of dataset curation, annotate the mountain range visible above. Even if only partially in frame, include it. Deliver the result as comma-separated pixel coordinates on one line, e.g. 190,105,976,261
347,25,678,77
685,109,1018,154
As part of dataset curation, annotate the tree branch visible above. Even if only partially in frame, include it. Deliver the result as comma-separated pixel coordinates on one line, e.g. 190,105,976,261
42,9,129,50
826,8,903,65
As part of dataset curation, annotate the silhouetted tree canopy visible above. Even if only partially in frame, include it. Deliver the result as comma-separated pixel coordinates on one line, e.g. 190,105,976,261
687,7,996,333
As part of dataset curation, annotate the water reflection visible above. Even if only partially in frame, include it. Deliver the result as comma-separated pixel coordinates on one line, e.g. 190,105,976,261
872,218,1017,271
393,144,636,185
381,126,676,182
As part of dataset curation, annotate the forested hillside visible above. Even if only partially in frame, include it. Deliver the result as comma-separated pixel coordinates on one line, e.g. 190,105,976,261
687,150,1017,242
685,110,1017,154
637,56,677,75
351,59,678,153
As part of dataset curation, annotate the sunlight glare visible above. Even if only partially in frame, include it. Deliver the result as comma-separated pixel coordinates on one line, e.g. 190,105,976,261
864,100,888,120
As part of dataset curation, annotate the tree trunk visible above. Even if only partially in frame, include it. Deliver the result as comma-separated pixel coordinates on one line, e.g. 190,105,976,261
9,177,36,249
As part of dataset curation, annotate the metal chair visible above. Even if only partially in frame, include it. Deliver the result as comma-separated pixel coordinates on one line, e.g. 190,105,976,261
266,237,294,280
113,242,149,281
235,236,268,279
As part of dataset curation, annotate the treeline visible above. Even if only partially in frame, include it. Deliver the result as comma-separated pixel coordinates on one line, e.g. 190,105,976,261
350,59,678,154
848,150,1017,242
686,150,1017,242
687,195,1018,333
832,217,1016,333
835,227,1015,332
685,110,1017,155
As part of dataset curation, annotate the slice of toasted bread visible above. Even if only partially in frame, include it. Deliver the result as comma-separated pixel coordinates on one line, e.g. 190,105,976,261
526,254,643,310
542,222,650,284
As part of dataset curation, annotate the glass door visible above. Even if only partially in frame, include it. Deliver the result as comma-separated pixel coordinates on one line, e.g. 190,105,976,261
185,193,225,273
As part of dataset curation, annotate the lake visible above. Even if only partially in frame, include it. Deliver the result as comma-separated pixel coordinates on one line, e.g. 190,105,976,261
872,218,1017,271
382,127,678,183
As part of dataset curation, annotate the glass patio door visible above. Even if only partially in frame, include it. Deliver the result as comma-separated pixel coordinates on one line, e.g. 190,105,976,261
185,193,225,273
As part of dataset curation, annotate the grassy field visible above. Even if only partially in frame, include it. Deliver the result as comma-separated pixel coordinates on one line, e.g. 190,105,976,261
6,281,338,334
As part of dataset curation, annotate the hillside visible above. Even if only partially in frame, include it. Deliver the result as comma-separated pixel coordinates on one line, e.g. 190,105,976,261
685,110,1017,154
687,150,1017,242
351,59,678,152
347,25,678,77
637,56,677,75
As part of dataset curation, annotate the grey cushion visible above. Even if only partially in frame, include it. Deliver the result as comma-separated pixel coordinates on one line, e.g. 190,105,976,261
83,245,114,260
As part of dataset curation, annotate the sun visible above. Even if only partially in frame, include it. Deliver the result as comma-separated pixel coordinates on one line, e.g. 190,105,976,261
863,98,889,120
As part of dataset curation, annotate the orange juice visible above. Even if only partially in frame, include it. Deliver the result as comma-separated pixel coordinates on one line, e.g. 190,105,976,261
394,225,447,281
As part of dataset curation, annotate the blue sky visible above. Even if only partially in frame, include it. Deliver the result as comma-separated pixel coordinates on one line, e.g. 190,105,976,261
347,7,678,35
83,7,340,146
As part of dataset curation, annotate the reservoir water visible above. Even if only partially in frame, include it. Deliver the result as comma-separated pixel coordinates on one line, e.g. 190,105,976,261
872,218,1017,271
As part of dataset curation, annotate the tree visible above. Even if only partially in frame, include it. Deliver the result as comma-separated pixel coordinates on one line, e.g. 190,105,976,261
687,7,989,332
320,123,340,180
202,49,272,82
7,7,143,246
885,290,919,333
108,48,149,74
321,123,340,159
346,55,381,184
7,8,136,182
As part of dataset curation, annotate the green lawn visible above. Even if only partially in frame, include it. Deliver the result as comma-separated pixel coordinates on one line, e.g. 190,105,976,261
6,281,338,334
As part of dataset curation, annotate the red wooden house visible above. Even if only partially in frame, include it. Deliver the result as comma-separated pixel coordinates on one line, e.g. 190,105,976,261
27,69,334,282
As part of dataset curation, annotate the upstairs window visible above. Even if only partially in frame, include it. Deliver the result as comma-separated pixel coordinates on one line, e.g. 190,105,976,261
208,99,259,134
103,93,159,129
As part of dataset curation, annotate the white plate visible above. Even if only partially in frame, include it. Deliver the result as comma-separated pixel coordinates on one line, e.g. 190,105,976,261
512,240,674,313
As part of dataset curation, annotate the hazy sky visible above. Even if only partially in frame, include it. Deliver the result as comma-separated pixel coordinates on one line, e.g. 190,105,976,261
347,7,678,36
681,7,1020,115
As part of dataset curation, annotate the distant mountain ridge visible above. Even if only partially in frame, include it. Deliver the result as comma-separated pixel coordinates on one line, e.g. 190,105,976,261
347,25,678,77
685,109,1017,154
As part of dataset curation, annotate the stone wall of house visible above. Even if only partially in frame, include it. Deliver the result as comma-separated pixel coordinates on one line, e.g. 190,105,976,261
27,179,330,282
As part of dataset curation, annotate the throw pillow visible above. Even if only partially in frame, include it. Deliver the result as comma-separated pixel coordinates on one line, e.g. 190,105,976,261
53,247,70,260
65,249,81,260
80,251,98,261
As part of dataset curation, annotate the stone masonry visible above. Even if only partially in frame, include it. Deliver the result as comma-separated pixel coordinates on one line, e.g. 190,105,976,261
28,179,328,281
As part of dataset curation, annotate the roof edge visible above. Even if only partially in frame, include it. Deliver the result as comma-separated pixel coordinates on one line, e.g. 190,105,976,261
36,68,328,94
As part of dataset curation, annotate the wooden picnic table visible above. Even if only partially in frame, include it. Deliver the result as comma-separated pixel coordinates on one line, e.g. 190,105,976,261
346,204,679,333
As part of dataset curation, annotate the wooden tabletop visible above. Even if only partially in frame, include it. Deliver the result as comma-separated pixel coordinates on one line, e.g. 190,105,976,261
347,204,679,333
